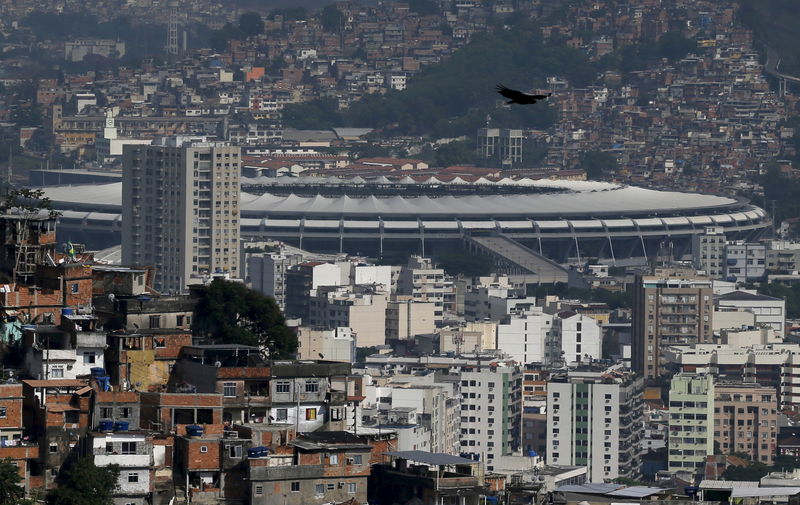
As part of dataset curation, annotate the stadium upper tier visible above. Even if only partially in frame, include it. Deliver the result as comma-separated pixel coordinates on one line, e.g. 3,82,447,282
40,177,770,257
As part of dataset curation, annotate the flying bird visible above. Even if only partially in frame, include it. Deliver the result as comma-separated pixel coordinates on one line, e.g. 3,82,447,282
496,84,551,105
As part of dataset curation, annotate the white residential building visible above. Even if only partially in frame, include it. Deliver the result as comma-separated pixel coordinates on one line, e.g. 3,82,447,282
715,290,786,335
397,256,454,320
691,227,726,278
87,432,153,505
385,299,436,340
464,285,537,322
122,136,241,293
459,365,522,471
296,326,355,362
246,251,303,310
724,241,767,283
496,309,553,364
546,367,643,482
546,311,602,367
308,286,389,348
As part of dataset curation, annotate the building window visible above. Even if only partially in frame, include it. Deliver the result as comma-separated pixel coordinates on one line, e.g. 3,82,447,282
348,483,357,494
276,381,291,393
276,408,288,421
127,473,139,483
100,407,112,418
49,444,58,453
120,408,131,419
51,366,64,378
83,353,96,364
352,455,363,465
176,315,184,326
291,481,300,492
229,445,242,458
200,446,208,453
255,485,263,496
329,454,338,465
121,442,137,455
106,443,113,454
71,283,79,293
0,407,6,418
149,315,161,328
315,484,325,496
306,408,317,421
223,382,236,397
305,381,319,393
154,337,166,348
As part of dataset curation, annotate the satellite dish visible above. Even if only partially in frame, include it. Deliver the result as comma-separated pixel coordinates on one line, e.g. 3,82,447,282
215,361,222,368
108,293,115,301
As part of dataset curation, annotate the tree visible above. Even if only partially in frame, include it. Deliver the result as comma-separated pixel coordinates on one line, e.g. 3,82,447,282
580,150,619,180
192,279,298,358
0,457,28,505
238,12,264,38
721,461,771,481
321,5,344,33
47,457,119,505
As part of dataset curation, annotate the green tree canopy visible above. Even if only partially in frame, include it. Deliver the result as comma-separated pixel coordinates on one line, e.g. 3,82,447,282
0,457,28,505
192,279,297,358
47,458,119,505
580,150,619,180
238,12,264,38
321,5,344,32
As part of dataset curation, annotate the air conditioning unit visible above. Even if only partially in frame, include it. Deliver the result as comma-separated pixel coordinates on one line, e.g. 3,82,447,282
346,457,354,464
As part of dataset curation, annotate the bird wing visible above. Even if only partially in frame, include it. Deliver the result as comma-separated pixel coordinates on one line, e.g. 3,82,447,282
530,93,551,100
496,84,529,101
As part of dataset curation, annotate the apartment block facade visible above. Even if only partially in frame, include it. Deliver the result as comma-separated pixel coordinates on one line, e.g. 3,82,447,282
667,373,714,476
632,272,713,380
546,367,643,482
122,137,241,293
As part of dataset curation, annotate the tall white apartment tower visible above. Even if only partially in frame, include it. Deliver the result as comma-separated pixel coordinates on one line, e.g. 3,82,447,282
122,136,241,293
547,367,644,482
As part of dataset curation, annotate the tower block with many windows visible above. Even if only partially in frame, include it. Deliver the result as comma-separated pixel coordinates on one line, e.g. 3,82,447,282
122,137,240,293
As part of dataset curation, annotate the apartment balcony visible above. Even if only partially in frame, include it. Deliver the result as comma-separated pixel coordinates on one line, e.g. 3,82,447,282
94,453,151,467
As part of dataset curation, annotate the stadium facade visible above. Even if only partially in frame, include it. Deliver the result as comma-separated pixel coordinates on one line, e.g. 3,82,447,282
42,177,770,263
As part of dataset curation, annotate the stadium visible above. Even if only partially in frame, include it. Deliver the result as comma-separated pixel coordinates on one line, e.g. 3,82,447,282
41,176,770,263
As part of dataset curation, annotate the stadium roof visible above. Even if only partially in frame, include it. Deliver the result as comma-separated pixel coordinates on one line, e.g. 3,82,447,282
39,179,745,218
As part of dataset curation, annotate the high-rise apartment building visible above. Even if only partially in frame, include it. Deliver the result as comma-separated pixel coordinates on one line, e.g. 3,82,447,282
714,383,778,465
691,226,725,278
397,256,454,320
546,366,644,482
632,271,713,380
667,373,714,476
724,241,767,283
122,137,240,293
459,365,522,471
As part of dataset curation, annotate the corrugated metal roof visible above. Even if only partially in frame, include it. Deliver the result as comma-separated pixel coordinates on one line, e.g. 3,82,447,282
730,487,800,498
607,486,666,498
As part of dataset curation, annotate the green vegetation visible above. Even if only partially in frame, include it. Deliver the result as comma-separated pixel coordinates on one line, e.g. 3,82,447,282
757,282,800,318
580,150,620,180
434,248,492,278
268,7,308,21
192,279,298,358
355,346,379,363
528,283,632,310
47,458,119,505
757,164,800,225
238,12,264,38
739,0,800,76
321,5,344,32
0,457,31,505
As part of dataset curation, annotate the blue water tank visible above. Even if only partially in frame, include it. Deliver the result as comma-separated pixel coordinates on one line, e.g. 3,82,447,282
527,450,537,458
248,446,269,458
186,425,204,437
61,307,74,315
90,367,106,377
113,421,129,431
98,421,114,432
